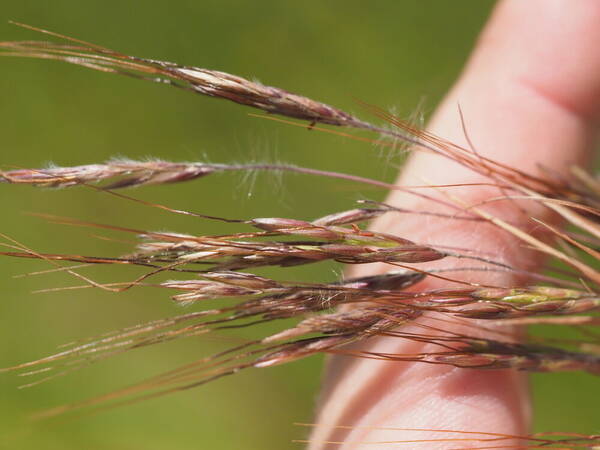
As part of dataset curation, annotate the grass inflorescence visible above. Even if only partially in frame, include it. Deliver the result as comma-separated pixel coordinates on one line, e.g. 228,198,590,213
1,23,599,449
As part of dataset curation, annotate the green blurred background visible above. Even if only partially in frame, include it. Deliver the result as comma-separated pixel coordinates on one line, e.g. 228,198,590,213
1,1,597,449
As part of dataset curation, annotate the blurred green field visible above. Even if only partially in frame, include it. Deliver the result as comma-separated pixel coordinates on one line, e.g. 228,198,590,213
1,1,598,449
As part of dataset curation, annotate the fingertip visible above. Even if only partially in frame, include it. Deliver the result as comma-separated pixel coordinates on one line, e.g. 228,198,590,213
465,0,600,121
415,0,600,189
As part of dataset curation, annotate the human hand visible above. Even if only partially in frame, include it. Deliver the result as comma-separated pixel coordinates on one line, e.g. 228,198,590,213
311,1,600,447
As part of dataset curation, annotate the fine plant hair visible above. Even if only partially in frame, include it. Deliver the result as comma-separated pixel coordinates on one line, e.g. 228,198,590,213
1,23,600,449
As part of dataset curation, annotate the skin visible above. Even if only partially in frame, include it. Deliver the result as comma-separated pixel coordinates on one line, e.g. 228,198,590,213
310,1,600,448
